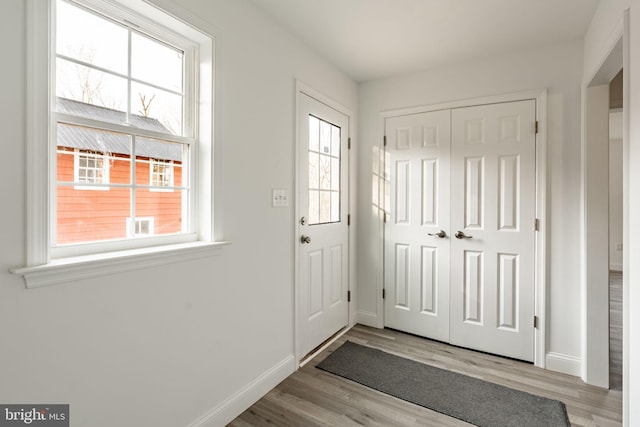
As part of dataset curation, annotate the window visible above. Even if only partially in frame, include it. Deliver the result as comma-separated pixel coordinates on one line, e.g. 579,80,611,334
53,0,194,249
308,115,341,225
127,217,154,237
72,149,110,189
14,0,222,287
150,159,174,190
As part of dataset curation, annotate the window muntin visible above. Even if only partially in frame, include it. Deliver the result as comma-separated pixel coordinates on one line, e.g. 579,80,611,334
308,115,341,225
52,0,196,251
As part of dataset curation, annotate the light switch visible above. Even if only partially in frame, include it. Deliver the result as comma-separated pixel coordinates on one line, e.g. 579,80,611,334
272,189,289,207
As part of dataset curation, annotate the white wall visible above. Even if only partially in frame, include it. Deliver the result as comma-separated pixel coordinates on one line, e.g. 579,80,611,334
356,40,585,371
0,0,357,426
583,84,610,387
610,112,624,271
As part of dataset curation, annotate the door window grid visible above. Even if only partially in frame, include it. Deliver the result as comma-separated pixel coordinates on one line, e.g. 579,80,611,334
308,115,340,225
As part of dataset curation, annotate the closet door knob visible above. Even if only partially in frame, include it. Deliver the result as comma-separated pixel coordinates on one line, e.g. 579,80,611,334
428,230,447,238
455,231,473,239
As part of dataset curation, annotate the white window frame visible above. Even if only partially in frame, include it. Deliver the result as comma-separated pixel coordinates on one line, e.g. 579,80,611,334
73,149,110,190
13,0,228,288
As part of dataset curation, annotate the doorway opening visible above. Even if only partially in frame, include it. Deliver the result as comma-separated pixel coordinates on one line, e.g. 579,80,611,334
608,69,623,390
583,37,623,389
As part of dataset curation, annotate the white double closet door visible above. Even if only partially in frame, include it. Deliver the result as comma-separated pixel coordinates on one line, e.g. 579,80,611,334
384,100,536,362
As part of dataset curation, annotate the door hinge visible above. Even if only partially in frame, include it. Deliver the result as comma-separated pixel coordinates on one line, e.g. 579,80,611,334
383,135,387,147
535,121,539,134
348,137,352,150
348,214,351,226
383,212,388,223
382,288,386,299
534,218,540,231
534,315,538,329
347,290,351,302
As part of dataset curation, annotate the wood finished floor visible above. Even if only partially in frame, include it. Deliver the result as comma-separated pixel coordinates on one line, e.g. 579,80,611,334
229,325,622,426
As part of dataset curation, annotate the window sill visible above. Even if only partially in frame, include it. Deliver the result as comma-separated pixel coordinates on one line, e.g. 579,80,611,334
10,241,231,289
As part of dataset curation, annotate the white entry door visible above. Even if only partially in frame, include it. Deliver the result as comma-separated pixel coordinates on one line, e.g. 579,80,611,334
384,110,451,341
383,99,536,362
450,100,536,361
297,92,349,358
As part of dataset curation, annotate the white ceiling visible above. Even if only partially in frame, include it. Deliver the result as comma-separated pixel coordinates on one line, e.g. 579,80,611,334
249,0,600,82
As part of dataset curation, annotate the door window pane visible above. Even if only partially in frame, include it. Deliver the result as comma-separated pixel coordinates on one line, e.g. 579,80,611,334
308,115,341,225
309,152,319,189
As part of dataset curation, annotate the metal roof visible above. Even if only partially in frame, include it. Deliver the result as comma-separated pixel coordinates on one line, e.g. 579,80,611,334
56,97,183,162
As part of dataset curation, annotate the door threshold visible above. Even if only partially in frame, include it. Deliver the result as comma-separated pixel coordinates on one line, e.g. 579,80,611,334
299,325,351,367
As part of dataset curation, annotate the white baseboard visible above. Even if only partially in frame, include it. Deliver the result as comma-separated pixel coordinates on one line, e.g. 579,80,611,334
545,352,582,377
188,354,296,427
610,263,623,272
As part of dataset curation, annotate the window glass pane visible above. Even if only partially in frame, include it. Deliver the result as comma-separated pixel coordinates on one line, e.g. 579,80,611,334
320,120,331,154
331,158,340,191
131,33,183,93
319,191,331,223
331,125,340,157
56,59,127,117
135,189,184,236
56,0,128,75
131,82,183,135
308,152,319,189
319,155,331,190
135,137,186,187
309,116,319,151
138,220,150,235
56,186,130,245
331,192,340,222
309,190,319,225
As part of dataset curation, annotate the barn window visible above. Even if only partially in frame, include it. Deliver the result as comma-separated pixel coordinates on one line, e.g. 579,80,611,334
126,217,155,238
150,159,175,190
72,149,110,189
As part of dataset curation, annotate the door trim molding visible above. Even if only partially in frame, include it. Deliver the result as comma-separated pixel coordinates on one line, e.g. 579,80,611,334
378,89,548,368
294,80,354,365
